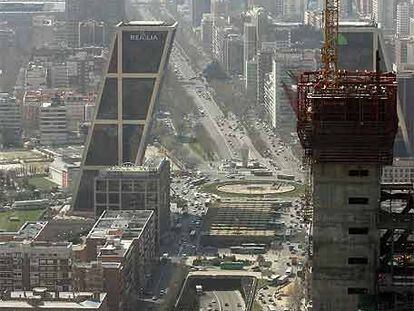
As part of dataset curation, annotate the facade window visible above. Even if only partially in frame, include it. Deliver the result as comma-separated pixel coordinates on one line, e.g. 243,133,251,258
348,257,368,265
347,288,368,295
348,197,369,204
348,227,369,235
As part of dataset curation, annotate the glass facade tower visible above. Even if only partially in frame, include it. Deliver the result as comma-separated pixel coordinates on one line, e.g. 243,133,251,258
72,21,177,213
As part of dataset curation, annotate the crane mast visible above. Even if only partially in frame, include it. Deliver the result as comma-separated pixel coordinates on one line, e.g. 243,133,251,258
322,0,339,81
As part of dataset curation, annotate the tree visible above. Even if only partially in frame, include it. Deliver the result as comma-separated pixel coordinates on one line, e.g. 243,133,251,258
286,278,305,311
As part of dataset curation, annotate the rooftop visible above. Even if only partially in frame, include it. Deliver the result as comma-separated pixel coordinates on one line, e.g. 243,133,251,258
14,221,48,241
98,158,167,177
88,210,153,259
0,289,106,309
117,20,177,28
89,210,153,239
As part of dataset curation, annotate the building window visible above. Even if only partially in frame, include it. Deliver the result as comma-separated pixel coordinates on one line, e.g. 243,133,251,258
348,227,369,235
349,169,369,177
347,288,368,295
348,257,368,265
348,197,369,204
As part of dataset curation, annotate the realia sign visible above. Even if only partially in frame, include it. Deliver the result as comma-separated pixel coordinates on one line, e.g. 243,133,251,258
129,33,159,41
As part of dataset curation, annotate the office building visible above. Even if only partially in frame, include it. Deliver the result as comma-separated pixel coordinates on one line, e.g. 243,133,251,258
297,63,398,311
78,20,106,47
243,23,257,65
245,58,257,98
373,0,396,36
382,157,414,183
201,13,214,52
73,210,156,311
337,23,413,156
39,101,68,145
223,33,243,75
397,1,411,37
357,0,373,16
0,241,72,292
0,93,21,146
192,0,211,28
0,289,107,311
256,49,273,107
283,0,305,22
395,37,414,67
93,159,170,241
263,50,316,130
72,21,177,214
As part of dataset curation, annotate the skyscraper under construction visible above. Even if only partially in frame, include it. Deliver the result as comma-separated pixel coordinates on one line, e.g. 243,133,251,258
296,1,400,310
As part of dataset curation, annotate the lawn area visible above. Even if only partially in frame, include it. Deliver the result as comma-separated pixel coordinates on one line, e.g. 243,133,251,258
0,209,45,232
0,150,43,161
27,176,58,191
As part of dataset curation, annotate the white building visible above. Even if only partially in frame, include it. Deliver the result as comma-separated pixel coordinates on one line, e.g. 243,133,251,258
39,102,67,145
397,1,410,37
263,50,316,131
382,158,414,183
49,156,80,191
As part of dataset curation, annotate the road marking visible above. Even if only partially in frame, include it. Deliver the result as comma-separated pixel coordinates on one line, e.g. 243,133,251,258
213,291,222,311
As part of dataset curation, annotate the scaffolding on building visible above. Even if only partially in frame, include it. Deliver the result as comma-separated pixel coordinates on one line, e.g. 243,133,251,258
378,183,414,310
297,70,398,164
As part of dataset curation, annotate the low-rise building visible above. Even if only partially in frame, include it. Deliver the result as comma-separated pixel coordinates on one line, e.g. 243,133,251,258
0,241,72,291
49,156,80,190
0,289,107,310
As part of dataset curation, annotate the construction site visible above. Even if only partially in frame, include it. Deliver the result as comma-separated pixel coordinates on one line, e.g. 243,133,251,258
296,1,414,310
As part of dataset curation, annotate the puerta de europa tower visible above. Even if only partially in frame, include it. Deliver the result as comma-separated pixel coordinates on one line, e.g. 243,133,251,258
72,21,177,213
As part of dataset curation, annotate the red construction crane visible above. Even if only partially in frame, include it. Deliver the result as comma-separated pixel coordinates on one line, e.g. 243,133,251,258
321,0,339,81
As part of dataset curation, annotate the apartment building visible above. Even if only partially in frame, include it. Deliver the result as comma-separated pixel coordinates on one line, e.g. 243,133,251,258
0,241,72,292
73,210,157,311
39,101,68,145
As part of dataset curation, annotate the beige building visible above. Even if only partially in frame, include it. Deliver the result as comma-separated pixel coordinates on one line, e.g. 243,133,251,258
0,241,72,292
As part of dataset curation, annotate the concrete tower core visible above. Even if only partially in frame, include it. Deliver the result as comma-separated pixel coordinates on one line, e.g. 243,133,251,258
297,71,398,310
72,21,177,214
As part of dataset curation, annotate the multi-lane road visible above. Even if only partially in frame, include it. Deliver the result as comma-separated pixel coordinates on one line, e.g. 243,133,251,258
200,290,245,311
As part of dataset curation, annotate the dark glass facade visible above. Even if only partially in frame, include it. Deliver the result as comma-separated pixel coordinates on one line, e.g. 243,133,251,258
122,78,155,120
72,22,176,214
85,125,118,166
122,125,144,163
96,79,118,119
338,32,374,71
122,31,167,73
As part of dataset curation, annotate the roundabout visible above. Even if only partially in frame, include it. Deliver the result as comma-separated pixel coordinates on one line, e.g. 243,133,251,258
217,182,295,195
